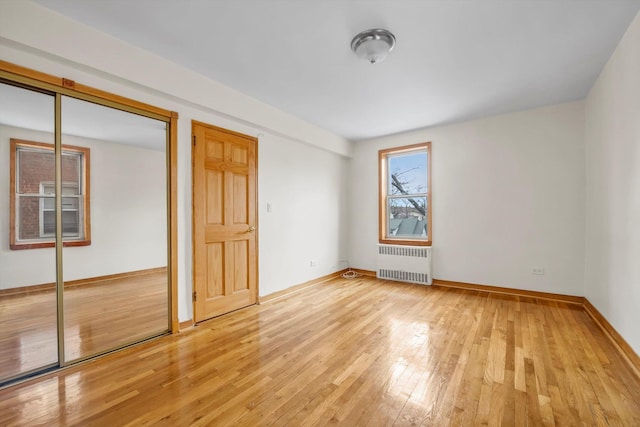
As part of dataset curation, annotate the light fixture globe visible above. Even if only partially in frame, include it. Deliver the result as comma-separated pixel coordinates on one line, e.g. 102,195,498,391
351,28,396,64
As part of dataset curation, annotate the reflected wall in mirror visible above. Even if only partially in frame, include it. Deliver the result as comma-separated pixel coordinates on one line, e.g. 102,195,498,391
0,82,58,383
61,96,169,362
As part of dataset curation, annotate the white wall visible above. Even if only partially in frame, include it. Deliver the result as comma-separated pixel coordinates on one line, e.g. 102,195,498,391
584,12,640,354
259,134,350,294
0,1,351,321
0,125,167,289
349,101,586,296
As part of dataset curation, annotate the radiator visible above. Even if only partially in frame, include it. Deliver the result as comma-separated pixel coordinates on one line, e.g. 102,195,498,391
376,244,432,285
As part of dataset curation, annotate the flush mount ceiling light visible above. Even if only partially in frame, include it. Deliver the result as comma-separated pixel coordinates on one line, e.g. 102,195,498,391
351,28,396,64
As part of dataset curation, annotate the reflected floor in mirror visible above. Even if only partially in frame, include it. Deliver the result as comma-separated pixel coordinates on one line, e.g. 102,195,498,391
1,276,639,425
0,268,168,381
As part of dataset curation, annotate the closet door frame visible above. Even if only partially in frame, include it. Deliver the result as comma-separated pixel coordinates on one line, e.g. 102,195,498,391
0,60,179,372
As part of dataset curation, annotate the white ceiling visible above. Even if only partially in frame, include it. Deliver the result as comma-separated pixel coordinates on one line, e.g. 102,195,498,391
34,0,640,141
0,82,167,150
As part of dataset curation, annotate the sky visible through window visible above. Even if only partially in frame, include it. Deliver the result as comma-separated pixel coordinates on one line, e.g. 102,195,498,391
388,151,427,195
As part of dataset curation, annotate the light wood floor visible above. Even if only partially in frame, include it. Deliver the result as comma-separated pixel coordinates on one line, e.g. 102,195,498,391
0,270,168,383
1,276,639,426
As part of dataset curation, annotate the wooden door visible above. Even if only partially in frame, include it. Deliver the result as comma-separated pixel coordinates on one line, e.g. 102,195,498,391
192,122,258,322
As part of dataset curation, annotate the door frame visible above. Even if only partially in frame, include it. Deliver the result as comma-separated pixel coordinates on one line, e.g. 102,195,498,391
191,120,259,323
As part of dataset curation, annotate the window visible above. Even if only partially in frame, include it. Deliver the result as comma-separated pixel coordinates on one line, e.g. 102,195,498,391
379,142,431,246
10,139,90,250
40,182,82,238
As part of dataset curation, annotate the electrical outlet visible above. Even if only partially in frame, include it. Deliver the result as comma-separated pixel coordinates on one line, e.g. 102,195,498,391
532,268,545,275
310,260,317,267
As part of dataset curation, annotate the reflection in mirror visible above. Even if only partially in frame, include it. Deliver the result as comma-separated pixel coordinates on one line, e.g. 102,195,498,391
60,96,169,362
0,82,58,383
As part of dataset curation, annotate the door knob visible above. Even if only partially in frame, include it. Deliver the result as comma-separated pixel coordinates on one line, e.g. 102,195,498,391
247,225,256,233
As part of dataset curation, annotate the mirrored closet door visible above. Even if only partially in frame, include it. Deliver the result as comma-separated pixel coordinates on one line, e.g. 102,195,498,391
62,96,168,361
0,82,59,383
61,96,169,362
0,73,173,386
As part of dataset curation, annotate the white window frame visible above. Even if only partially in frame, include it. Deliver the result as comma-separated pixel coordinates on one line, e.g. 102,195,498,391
38,182,83,239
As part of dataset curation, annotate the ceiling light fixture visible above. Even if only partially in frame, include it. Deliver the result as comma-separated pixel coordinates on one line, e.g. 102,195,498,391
350,28,396,64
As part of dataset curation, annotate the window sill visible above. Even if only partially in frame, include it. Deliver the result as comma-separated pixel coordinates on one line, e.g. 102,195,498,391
379,238,431,247
10,240,91,250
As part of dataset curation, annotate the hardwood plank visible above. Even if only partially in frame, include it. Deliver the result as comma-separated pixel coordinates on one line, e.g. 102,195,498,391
0,276,639,426
0,270,169,382
433,278,584,305
0,267,167,296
